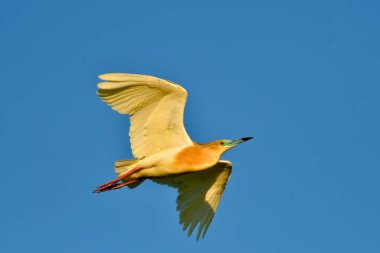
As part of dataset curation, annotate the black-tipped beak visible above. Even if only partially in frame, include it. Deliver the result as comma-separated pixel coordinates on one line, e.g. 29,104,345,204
228,137,254,147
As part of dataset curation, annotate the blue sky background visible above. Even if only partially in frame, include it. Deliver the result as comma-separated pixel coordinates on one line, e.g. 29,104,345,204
1,0,379,252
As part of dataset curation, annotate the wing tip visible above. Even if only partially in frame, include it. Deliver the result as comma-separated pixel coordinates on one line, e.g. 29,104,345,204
96,82,105,89
97,81,117,89
98,73,151,82
98,74,107,80
98,73,125,81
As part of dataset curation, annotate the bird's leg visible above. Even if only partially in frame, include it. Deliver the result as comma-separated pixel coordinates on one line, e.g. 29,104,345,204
110,179,140,190
95,167,143,191
94,179,141,193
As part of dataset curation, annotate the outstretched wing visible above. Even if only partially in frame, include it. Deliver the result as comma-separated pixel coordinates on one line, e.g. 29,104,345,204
97,73,193,159
153,161,232,240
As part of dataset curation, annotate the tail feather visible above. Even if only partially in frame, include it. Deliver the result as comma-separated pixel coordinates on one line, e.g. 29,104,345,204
114,159,137,174
114,160,144,189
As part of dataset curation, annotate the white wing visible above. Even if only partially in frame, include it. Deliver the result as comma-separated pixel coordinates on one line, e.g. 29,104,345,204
97,73,193,159
153,161,232,240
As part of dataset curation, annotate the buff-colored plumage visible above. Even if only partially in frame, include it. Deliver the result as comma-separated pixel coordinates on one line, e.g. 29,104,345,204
96,73,252,239
97,73,192,159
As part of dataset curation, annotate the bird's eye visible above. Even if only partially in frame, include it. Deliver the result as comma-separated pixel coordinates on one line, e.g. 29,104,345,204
220,141,224,145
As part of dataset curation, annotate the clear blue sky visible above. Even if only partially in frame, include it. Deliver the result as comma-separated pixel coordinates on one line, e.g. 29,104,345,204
1,0,379,252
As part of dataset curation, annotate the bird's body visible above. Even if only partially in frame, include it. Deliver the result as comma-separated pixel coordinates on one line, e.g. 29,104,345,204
120,142,225,180
95,73,252,239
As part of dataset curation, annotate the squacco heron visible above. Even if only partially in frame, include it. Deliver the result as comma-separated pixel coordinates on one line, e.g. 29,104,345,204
95,73,252,239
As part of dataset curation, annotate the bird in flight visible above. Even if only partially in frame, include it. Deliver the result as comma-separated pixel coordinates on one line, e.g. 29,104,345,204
95,73,252,240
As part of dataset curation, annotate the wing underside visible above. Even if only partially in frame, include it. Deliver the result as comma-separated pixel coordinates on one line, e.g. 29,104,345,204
97,73,192,159
153,161,232,240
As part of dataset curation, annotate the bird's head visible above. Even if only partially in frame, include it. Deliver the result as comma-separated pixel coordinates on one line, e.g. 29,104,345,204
205,137,253,153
